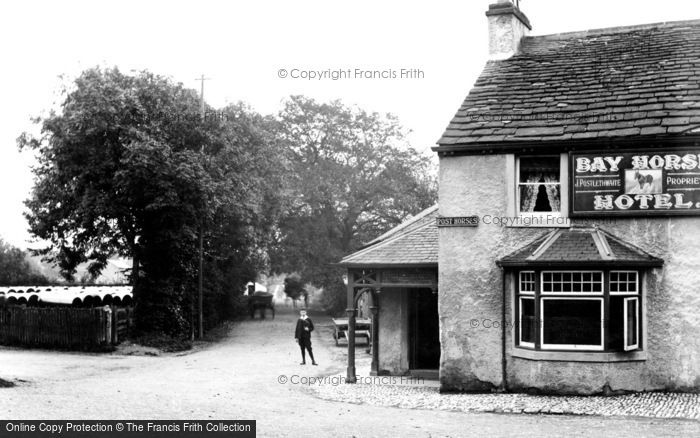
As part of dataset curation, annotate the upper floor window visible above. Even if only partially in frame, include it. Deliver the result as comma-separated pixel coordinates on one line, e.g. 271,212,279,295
517,156,561,214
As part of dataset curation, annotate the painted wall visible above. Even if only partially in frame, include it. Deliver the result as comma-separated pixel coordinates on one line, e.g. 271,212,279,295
438,153,700,394
378,288,409,375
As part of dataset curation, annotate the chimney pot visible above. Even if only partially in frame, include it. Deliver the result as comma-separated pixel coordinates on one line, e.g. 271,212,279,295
486,1,532,60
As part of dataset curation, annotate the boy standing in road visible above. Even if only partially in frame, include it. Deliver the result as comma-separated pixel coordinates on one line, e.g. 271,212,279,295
295,309,317,365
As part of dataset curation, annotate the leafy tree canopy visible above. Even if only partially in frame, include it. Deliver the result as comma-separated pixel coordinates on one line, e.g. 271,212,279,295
0,238,50,286
19,67,283,334
270,96,437,312
283,274,306,301
18,67,214,279
18,68,435,329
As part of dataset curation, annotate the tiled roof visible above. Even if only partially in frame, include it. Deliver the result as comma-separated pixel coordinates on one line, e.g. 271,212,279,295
498,227,663,267
361,205,438,248
437,19,700,150
338,206,438,267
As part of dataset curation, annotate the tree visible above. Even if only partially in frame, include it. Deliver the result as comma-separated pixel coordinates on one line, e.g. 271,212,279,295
198,103,285,329
0,238,50,285
19,67,211,280
19,67,282,335
283,275,306,301
270,96,437,313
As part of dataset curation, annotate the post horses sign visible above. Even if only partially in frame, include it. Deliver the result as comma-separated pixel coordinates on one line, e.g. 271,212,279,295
436,216,479,227
571,149,700,216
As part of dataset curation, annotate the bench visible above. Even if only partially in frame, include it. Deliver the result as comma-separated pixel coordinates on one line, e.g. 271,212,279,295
333,318,371,346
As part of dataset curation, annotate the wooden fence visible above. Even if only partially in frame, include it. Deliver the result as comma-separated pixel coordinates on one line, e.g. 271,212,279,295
112,306,133,344
0,305,117,350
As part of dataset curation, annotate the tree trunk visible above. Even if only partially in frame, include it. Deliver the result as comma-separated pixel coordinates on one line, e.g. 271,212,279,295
131,248,139,287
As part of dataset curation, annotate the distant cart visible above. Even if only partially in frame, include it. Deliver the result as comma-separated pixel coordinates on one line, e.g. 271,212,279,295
248,292,275,319
332,317,371,346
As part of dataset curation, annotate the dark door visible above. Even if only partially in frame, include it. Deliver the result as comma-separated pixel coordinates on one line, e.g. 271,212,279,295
409,288,440,369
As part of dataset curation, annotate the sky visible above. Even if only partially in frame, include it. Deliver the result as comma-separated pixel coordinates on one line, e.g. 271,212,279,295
1,0,699,248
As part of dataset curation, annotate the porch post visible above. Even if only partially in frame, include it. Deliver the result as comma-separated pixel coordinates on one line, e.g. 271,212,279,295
346,270,357,383
369,288,380,376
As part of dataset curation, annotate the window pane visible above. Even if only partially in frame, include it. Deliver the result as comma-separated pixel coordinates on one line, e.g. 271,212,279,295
542,299,602,347
610,271,638,294
542,271,602,294
611,296,641,352
609,296,623,350
541,272,551,292
519,272,535,293
518,157,561,213
627,301,637,346
519,156,560,183
520,298,535,345
624,298,639,350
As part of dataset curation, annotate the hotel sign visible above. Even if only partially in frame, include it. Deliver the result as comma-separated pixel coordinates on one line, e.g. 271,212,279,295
571,149,700,216
436,216,479,227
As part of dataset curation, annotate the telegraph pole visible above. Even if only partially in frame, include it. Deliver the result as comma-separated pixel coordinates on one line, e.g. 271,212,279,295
195,74,210,340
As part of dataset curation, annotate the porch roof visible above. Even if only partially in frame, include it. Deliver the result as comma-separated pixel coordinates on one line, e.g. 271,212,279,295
497,226,664,268
338,205,438,268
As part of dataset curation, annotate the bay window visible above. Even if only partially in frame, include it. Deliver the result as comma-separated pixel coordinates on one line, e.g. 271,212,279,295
516,270,641,352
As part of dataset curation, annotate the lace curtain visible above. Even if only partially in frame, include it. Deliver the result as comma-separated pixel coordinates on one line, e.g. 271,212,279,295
520,173,559,212
520,174,540,213
543,173,560,212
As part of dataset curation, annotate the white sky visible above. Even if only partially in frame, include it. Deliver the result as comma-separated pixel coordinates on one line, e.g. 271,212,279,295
1,0,699,248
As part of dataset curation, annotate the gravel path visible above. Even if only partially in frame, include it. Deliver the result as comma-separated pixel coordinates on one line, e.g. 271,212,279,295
0,309,698,437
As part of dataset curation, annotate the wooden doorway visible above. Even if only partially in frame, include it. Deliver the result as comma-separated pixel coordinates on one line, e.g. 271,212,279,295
409,288,440,370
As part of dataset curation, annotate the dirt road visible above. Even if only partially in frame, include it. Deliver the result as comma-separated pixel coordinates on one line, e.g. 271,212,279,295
0,309,698,437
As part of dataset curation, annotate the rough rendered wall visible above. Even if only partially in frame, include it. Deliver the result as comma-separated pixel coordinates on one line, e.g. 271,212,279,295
439,154,700,394
647,218,700,390
488,14,529,59
439,155,543,391
378,288,408,375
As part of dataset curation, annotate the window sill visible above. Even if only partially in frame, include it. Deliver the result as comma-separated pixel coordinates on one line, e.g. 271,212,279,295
511,348,647,363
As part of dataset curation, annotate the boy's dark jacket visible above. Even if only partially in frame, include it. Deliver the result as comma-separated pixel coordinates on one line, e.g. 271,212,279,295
295,317,314,340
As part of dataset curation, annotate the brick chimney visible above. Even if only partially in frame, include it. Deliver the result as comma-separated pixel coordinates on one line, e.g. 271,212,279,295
486,0,532,60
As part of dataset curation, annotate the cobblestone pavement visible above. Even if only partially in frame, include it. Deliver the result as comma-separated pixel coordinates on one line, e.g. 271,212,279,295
311,381,700,420
314,320,700,422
